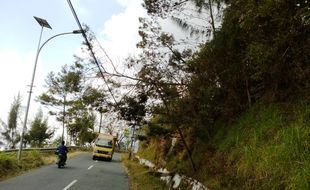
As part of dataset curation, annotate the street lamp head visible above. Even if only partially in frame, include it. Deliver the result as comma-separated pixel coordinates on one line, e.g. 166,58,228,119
72,29,84,34
33,16,52,29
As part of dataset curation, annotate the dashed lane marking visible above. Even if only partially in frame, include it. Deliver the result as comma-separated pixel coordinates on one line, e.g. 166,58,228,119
63,179,77,190
88,165,94,170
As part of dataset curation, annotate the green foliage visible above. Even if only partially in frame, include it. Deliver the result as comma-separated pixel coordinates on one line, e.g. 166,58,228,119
38,64,83,122
120,128,131,150
144,115,173,138
0,153,19,179
38,63,86,142
136,0,310,189
166,150,193,174
26,110,53,147
146,123,171,137
118,92,147,124
176,0,310,139
207,102,310,189
0,151,44,180
1,94,22,149
137,140,157,162
81,86,106,110
39,61,108,146
42,64,83,99
20,151,44,170
68,112,96,145
0,150,87,181
138,102,309,189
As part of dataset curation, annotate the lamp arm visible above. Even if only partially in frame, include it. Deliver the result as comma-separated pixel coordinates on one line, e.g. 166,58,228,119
38,32,75,55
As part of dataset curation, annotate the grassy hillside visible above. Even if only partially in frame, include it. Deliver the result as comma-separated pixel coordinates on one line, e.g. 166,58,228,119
137,102,310,189
133,1,309,189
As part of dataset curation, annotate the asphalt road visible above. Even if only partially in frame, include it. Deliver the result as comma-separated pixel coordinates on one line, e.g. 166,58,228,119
0,153,128,190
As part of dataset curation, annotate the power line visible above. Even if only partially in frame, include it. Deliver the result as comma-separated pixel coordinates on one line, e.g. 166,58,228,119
91,34,118,73
67,0,118,107
66,1,147,107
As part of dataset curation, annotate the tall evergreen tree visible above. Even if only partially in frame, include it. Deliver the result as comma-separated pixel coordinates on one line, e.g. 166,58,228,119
26,110,53,147
143,0,226,36
38,63,84,141
1,94,22,149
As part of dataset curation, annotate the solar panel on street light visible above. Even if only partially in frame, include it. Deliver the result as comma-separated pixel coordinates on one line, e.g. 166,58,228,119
33,16,52,29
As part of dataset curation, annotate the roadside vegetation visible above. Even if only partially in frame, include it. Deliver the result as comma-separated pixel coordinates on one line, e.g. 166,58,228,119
209,102,310,189
122,154,168,190
132,1,309,189
138,102,310,189
0,150,87,181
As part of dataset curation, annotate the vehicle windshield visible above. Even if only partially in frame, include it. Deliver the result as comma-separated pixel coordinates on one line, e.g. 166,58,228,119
95,138,113,148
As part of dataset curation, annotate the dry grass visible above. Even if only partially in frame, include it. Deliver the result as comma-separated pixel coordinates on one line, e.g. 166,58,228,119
122,154,168,190
0,150,88,181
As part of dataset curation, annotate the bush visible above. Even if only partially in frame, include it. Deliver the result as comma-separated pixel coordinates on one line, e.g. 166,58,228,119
0,153,19,180
20,151,44,170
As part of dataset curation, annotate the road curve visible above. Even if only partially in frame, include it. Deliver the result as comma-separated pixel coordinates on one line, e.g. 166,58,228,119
0,152,128,190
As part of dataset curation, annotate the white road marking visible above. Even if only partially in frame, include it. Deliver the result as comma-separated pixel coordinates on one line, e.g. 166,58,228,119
63,179,77,190
88,165,94,170
95,160,98,162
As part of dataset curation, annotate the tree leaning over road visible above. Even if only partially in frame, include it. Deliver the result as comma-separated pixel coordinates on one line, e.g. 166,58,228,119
118,92,147,159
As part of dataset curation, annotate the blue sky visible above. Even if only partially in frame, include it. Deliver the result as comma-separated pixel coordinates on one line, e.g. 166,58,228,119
0,1,122,50
0,0,146,131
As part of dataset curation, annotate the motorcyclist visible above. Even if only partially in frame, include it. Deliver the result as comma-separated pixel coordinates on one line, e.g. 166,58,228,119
56,140,69,164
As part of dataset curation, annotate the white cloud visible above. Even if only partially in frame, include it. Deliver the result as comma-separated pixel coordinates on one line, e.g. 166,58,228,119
98,0,146,63
0,50,30,119
116,0,136,7
0,49,45,123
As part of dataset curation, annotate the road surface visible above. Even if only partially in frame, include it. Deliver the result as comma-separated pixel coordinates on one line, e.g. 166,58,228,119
0,153,128,190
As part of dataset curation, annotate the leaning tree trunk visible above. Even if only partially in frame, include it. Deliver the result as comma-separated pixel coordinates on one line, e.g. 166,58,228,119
155,85,197,172
208,0,216,36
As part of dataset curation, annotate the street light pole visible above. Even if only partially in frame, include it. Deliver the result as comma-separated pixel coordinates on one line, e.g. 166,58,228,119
17,16,82,160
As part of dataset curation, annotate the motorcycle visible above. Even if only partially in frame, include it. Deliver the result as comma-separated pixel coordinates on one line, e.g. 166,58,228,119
55,150,66,168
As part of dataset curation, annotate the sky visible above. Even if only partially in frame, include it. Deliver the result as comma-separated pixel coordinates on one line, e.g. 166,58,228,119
0,0,147,134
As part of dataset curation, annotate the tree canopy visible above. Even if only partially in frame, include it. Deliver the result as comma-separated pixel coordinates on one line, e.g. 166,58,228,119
1,94,22,149
25,110,53,147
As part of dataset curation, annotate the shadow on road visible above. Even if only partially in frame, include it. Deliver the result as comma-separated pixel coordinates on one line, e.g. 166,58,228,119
94,158,122,163
52,164,76,170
